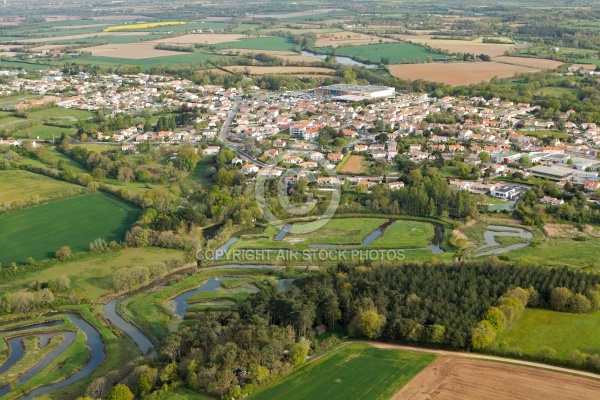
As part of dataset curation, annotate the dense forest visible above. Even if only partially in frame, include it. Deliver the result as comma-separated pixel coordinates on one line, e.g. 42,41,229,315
97,260,600,399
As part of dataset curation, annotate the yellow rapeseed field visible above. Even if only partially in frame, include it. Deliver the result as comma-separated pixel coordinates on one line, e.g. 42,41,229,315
104,21,186,32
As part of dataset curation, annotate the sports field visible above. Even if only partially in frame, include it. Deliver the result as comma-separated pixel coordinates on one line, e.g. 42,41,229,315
500,309,600,358
0,170,83,206
252,343,435,400
0,193,140,265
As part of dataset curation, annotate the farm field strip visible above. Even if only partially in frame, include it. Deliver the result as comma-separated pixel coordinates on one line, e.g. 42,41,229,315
224,66,335,75
251,343,435,400
388,62,539,86
392,354,600,400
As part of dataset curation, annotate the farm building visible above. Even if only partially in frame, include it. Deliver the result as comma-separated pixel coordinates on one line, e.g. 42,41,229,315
314,84,395,101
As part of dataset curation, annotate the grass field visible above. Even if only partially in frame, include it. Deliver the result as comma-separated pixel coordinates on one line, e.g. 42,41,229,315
0,247,186,300
234,218,387,250
504,237,600,271
252,343,435,400
500,309,600,358
73,52,219,69
215,37,297,52
331,42,446,64
0,170,83,206
370,220,434,248
0,192,140,265
518,129,570,139
534,86,578,96
12,124,76,139
27,107,95,120
164,389,213,400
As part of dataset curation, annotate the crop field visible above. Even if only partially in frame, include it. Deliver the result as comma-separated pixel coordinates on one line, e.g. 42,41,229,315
392,34,515,57
494,56,563,69
371,220,434,248
218,49,321,63
500,309,600,359
331,42,446,64
81,42,184,59
148,33,245,45
0,192,140,265
314,33,396,48
338,155,363,173
0,170,83,207
224,66,335,75
104,21,186,32
0,247,186,300
215,37,297,52
74,52,219,69
392,354,600,400
252,343,435,400
388,62,538,86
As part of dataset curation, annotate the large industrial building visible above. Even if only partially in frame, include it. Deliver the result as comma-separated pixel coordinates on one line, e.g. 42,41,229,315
313,84,395,101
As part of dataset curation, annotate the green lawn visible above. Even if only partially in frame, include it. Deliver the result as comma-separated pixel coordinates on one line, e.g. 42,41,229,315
0,170,83,206
0,192,140,265
251,343,435,400
0,94,42,107
370,220,434,248
332,42,446,64
500,308,600,359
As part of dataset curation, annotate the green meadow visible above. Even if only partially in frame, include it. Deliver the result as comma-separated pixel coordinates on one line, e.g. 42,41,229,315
251,343,435,400
0,192,140,265
500,308,600,358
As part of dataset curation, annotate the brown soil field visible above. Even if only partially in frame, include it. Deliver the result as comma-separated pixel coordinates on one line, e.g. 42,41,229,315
149,34,245,45
247,9,342,19
340,155,364,174
81,42,182,59
315,33,396,48
391,34,514,57
388,62,538,86
92,15,150,21
494,56,564,69
30,44,77,51
218,49,321,63
16,32,150,44
571,63,597,71
224,66,335,75
393,356,600,400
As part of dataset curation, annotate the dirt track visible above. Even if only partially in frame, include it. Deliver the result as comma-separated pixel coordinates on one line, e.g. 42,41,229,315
368,343,600,400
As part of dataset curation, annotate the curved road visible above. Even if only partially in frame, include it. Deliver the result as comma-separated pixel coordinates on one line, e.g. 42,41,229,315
368,342,600,380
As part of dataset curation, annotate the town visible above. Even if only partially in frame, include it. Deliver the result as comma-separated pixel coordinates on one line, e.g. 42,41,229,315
2,71,599,210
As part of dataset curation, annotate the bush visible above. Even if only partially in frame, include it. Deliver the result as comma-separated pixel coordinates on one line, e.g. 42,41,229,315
55,246,72,261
